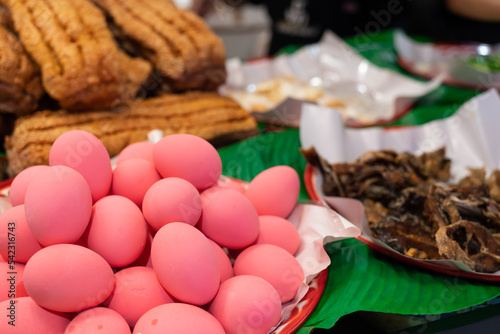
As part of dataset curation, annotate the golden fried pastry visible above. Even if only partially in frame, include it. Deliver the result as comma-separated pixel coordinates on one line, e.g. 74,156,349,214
1,0,151,111
115,50,152,102
5,92,258,176
0,19,43,115
91,0,226,91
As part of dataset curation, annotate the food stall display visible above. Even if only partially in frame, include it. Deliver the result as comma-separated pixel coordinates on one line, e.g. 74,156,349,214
1,0,500,333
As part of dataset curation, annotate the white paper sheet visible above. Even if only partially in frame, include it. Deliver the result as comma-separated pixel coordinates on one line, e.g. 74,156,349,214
222,31,443,127
394,29,500,90
301,89,500,181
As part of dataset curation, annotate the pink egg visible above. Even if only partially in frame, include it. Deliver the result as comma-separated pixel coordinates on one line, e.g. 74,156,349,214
111,158,161,208
0,205,42,264
105,266,175,327
116,141,155,165
208,239,233,282
245,165,300,218
234,244,304,303
0,297,71,333
87,195,148,268
153,134,222,190
64,307,130,334
198,189,259,249
256,215,300,255
24,165,92,246
0,262,28,302
9,165,50,206
49,130,112,202
142,177,202,231
133,303,225,334
23,244,115,312
209,275,282,334
151,223,220,305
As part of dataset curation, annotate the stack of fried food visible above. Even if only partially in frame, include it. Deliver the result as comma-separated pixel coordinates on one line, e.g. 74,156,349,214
0,0,258,176
6,92,258,175
302,147,500,273
0,11,43,116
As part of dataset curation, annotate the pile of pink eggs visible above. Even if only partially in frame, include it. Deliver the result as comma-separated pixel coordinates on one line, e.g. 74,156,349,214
0,130,306,334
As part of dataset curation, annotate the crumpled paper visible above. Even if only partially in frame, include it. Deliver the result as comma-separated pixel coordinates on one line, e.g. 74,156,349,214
221,30,442,127
300,88,500,278
273,201,360,331
394,29,500,90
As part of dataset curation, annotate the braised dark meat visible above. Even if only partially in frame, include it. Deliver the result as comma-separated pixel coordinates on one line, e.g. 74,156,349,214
301,146,500,273
487,170,500,202
371,214,440,259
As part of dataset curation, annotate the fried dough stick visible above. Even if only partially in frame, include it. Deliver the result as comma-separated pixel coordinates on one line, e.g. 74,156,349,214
1,0,151,110
5,92,258,176
92,0,226,91
0,19,43,115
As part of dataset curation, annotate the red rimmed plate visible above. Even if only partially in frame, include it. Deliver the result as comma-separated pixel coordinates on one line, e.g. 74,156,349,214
273,269,328,333
304,164,500,282
0,176,327,333
0,178,12,209
0,178,12,188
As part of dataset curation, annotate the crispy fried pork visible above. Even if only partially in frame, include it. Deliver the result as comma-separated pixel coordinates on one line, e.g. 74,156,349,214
0,4,12,27
0,18,43,115
1,0,151,111
91,0,226,92
5,92,258,176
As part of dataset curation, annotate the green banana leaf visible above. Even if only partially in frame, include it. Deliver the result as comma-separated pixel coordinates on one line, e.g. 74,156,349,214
218,127,500,333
